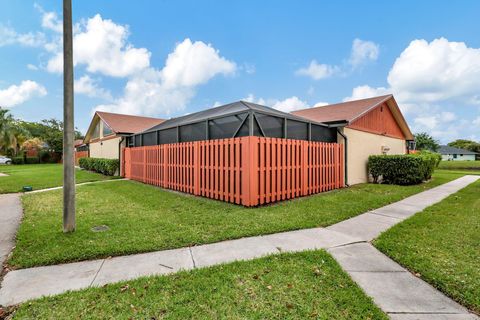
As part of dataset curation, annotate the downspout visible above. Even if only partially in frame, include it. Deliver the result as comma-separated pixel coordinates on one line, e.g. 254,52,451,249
336,128,348,186
118,136,125,176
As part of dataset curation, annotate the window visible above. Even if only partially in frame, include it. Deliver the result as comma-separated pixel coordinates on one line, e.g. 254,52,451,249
102,122,113,136
91,121,100,139
179,122,206,142
453,154,457,159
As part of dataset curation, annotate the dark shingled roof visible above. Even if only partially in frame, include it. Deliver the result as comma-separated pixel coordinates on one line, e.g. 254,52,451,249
438,145,478,155
142,100,326,133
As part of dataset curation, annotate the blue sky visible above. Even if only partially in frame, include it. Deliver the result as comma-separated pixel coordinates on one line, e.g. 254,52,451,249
1,0,479,143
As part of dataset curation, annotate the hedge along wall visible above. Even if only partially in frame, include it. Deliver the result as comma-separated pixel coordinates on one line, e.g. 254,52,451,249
122,136,344,207
368,152,441,185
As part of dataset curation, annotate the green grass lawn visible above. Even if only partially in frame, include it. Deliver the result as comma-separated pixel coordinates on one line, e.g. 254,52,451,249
11,250,387,319
438,160,480,170
375,179,480,313
9,170,476,269
0,164,115,193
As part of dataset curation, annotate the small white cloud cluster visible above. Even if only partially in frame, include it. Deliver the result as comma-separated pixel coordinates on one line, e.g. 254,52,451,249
244,94,313,113
46,14,151,77
0,80,47,107
0,24,45,47
344,38,480,142
96,38,236,115
32,8,237,115
296,38,380,80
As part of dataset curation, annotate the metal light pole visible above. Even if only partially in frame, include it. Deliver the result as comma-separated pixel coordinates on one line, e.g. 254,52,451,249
63,0,75,232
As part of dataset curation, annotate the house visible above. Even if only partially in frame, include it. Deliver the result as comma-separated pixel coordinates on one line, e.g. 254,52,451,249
123,101,344,206
292,94,414,185
438,145,478,161
83,111,164,159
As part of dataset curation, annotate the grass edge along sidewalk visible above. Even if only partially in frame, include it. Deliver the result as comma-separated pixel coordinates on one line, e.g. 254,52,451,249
8,170,476,269
0,164,115,194
375,179,480,314
9,250,388,319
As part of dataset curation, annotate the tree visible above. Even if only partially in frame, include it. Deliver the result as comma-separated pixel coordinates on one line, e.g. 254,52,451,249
0,108,30,156
414,132,440,152
447,139,480,153
22,137,45,151
18,118,82,153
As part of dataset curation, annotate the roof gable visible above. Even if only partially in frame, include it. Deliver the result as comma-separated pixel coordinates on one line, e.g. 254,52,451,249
292,95,414,140
84,111,165,142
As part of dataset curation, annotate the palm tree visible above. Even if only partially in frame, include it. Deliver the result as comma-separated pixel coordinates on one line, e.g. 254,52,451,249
0,108,30,155
0,108,16,155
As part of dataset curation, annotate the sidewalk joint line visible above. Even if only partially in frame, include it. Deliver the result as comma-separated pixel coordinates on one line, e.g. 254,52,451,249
89,259,106,287
188,247,196,268
368,211,403,220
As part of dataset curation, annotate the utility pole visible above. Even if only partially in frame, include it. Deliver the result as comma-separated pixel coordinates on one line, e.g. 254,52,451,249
63,0,75,232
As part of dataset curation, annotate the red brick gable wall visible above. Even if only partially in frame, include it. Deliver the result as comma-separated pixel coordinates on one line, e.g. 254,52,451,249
348,103,405,139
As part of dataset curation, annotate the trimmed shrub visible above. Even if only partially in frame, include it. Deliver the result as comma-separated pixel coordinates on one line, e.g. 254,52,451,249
79,157,119,176
12,157,24,165
38,150,54,163
368,153,439,185
25,157,40,164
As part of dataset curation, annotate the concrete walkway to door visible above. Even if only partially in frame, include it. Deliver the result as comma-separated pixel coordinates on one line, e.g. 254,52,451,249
0,175,479,319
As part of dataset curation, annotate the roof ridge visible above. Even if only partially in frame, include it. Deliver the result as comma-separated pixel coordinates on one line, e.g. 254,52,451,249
295,94,393,113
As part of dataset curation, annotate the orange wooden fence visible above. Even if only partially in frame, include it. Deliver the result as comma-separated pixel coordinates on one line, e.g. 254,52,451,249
75,151,88,165
122,136,344,206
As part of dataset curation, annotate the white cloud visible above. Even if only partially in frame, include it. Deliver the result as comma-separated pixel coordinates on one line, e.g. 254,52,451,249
347,38,480,106
27,64,39,71
96,39,236,116
473,117,480,126
313,102,329,108
243,94,309,113
74,75,112,100
440,111,456,122
35,3,63,33
0,25,45,47
243,63,256,74
343,85,391,102
270,96,309,113
387,38,480,104
349,38,379,67
0,80,47,107
47,14,151,77
414,116,438,130
296,60,338,80
344,38,480,141
161,38,236,88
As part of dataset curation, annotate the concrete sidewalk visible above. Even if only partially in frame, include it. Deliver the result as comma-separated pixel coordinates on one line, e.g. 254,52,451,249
0,194,22,268
0,175,478,319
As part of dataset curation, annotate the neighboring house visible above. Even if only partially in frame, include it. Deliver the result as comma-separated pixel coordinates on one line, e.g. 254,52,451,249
438,145,478,161
83,111,164,159
292,94,414,185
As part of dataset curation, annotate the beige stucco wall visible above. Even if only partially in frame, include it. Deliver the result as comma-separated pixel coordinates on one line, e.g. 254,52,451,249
343,127,406,185
89,137,122,159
